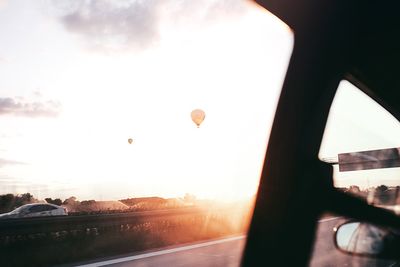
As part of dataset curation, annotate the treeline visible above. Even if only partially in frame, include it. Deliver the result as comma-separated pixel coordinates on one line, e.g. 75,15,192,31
0,193,197,215
66,196,191,215
0,192,253,217
338,185,400,205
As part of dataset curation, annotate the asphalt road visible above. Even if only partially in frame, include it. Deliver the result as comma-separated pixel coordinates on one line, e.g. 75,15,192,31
76,217,399,267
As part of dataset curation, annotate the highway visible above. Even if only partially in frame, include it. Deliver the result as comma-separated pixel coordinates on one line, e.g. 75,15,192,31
72,217,399,267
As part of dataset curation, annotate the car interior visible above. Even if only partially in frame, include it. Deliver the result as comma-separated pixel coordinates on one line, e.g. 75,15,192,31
242,0,400,266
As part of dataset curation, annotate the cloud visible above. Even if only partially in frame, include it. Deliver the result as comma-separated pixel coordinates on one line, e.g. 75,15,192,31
0,158,26,167
62,0,160,51
49,0,248,52
0,97,61,118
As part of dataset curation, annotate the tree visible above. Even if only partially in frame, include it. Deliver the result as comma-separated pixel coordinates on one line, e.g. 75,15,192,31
63,196,78,205
53,198,62,206
0,194,15,213
376,185,388,192
348,185,361,195
375,185,390,204
20,193,34,203
45,198,63,206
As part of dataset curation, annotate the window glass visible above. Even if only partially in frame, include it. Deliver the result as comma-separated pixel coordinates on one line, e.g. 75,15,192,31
29,204,56,213
28,205,43,213
319,80,400,205
0,1,293,266
41,205,57,211
311,80,400,266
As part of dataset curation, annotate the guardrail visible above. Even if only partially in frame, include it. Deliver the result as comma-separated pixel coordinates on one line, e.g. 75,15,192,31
0,207,204,236
0,207,249,267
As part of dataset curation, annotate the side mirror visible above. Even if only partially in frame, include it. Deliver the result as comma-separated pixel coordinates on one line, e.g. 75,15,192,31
334,221,400,260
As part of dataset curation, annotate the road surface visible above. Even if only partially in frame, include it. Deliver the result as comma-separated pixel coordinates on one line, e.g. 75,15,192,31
74,217,399,267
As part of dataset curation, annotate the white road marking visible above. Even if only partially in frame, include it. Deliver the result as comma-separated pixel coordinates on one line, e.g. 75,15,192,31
76,216,341,266
76,235,245,267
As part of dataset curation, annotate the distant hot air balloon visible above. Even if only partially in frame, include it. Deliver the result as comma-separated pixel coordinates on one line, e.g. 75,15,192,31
128,138,133,144
191,109,205,128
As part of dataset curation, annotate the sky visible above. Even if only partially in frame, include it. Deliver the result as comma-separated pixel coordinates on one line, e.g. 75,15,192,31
0,0,294,201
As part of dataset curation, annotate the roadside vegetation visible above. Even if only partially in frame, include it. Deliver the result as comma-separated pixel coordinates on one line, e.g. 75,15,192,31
0,193,253,266
0,186,398,266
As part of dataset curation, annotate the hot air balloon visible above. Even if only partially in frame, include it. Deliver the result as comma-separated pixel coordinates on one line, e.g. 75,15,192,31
191,109,205,128
128,138,133,144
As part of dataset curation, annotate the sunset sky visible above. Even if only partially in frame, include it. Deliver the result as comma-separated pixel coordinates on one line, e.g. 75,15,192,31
0,0,293,201
1,0,399,202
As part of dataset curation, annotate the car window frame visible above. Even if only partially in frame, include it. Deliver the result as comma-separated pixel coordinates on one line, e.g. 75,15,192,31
242,1,400,266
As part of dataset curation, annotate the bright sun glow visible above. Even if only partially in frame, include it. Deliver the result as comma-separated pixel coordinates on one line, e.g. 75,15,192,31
0,1,293,201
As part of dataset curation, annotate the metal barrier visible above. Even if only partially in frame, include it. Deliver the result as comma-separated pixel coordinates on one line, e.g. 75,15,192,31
0,207,249,267
0,207,203,236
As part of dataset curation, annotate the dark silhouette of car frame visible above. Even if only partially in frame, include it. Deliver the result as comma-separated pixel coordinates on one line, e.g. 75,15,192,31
241,0,400,266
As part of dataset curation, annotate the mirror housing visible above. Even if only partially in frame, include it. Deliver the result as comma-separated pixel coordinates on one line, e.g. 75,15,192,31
334,221,400,259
